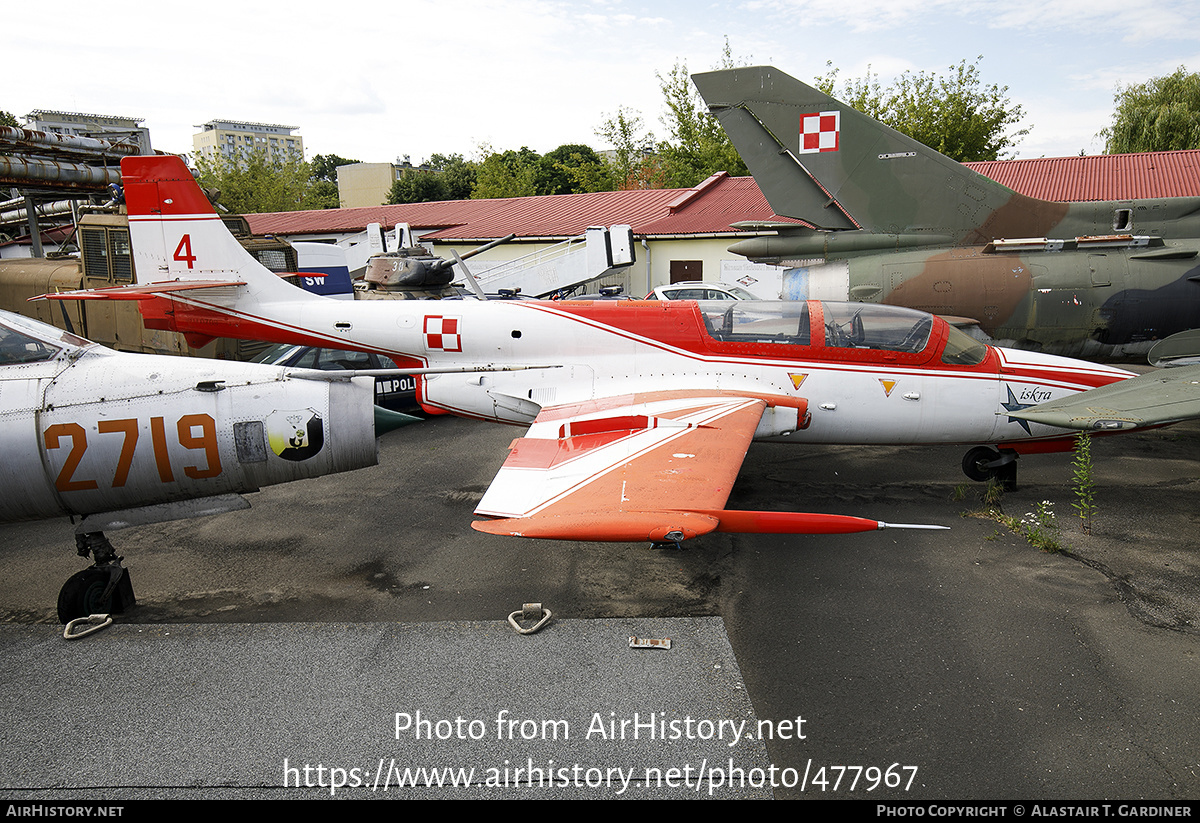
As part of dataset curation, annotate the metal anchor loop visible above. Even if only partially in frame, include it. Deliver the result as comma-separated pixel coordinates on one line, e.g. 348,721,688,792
508,602,552,635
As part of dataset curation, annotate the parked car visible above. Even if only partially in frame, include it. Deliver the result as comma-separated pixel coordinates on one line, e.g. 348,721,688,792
251,344,427,417
560,285,635,300
443,287,540,300
646,281,760,301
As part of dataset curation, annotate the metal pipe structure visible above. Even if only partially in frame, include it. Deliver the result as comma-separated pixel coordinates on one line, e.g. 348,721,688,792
0,125,139,159
0,199,76,227
0,156,121,187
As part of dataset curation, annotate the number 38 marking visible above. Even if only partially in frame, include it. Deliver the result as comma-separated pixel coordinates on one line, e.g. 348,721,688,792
43,414,222,493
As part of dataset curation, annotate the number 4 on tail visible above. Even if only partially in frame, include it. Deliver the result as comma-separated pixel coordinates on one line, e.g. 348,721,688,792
173,234,196,269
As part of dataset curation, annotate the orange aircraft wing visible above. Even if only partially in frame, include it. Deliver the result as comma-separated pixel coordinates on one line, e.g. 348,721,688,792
471,391,931,542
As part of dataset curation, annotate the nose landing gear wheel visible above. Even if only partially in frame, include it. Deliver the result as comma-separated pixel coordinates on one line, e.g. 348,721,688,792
57,563,135,624
962,446,1018,490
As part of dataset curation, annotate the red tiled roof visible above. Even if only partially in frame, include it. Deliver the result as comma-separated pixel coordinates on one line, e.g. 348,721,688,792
246,173,804,240
636,174,804,235
246,151,1200,240
965,150,1200,201
248,187,687,240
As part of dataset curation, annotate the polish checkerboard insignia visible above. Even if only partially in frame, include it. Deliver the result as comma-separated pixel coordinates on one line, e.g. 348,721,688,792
799,111,840,154
424,315,462,352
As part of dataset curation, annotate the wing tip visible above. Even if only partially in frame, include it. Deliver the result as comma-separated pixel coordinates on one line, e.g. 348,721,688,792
471,509,948,541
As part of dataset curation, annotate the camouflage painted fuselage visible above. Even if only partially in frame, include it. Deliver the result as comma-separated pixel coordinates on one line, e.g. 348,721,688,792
694,66,1200,359
837,233,1200,358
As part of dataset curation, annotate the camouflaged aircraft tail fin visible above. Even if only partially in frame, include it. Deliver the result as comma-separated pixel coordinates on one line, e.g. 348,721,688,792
693,66,1065,243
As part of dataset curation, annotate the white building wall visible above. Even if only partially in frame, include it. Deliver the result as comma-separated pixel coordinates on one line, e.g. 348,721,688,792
258,227,786,300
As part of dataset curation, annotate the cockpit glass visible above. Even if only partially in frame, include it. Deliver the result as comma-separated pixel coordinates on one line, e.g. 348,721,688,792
699,302,811,346
821,303,933,353
699,300,939,357
0,323,62,365
940,325,988,365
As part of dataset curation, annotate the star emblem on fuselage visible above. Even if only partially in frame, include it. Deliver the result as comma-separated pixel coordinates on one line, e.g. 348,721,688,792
1002,386,1034,434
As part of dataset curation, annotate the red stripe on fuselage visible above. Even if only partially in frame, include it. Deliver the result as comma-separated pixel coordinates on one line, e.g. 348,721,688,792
136,294,428,368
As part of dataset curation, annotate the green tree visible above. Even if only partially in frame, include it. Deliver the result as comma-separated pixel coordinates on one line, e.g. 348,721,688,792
430,153,477,200
595,106,659,189
655,59,748,187
386,153,478,204
596,42,750,189
817,57,1029,161
538,144,609,194
303,154,361,209
815,65,888,120
388,168,447,204
558,154,617,193
310,153,360,182
304,180,341,210
471,146,543,198
192,147,316,213
1102,67,1200,154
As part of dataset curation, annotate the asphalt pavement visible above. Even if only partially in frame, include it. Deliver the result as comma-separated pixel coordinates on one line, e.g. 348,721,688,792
2,414,1199,799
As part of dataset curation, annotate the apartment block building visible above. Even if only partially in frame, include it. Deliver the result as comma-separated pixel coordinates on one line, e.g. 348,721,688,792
192,119,303,163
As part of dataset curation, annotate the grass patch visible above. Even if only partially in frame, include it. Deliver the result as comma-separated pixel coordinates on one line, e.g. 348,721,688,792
962,480,1063,553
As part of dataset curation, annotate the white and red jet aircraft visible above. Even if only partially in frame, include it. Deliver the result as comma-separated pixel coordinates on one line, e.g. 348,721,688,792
46,156,1199,545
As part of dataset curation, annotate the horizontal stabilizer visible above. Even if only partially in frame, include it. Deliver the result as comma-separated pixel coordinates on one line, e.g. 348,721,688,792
32,280,247,302
1149,329,1200,367
727,221,820,232
1008,365,1200,430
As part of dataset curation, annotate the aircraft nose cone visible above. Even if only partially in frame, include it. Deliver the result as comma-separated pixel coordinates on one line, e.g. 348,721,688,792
995,347,1135,390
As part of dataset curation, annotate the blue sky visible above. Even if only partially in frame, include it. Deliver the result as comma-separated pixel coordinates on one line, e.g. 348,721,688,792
8,0,1199,165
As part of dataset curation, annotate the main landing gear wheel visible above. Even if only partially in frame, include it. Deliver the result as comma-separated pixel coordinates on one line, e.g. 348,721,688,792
58,567,112,623
962,446,1019,490
57,532,137,624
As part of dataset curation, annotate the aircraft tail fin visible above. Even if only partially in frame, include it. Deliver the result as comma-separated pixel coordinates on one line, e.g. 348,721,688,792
121,155,317,305
692,66,1065,243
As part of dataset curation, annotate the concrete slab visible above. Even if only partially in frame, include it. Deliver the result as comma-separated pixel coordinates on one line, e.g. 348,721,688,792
0,617,773,799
